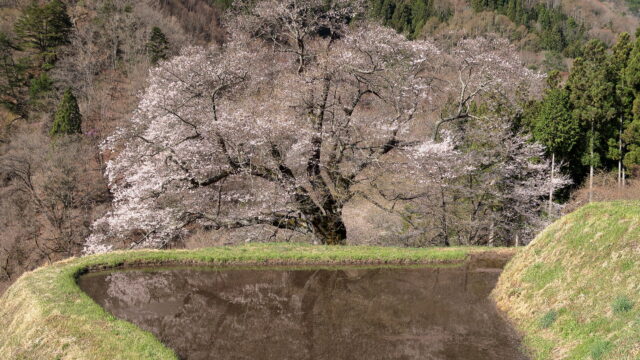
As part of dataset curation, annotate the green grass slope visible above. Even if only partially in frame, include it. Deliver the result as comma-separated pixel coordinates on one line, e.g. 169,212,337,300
493,201,640,360
0,243,491,360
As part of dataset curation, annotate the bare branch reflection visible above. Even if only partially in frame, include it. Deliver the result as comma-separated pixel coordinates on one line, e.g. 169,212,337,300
79,266,527,360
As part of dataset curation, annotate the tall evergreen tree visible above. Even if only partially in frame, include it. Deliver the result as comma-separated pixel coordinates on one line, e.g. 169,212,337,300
622,34,640,174
530,71,579,212
607,32,633,186
566,40,617,202
14,0,72,65
50,88,82,136
146,27,170,65
619,29,640,173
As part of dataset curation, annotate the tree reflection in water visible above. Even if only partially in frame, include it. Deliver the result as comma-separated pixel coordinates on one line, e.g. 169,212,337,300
79,265,527,360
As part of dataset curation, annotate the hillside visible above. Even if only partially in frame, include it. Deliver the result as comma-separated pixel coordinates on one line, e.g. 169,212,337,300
372,0,640,70
493,201,640,360
2,0,640,295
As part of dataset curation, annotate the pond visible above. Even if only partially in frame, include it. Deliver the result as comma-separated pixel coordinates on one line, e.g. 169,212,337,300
78,259,527,360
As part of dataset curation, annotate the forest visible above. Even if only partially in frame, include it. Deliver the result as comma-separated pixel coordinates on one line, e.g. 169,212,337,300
370,0,586,55
1,0,640,293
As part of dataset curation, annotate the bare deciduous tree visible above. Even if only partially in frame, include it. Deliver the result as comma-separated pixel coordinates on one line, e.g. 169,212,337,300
1,131,107,260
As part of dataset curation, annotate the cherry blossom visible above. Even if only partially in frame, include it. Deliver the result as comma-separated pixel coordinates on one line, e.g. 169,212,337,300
85,4,546,253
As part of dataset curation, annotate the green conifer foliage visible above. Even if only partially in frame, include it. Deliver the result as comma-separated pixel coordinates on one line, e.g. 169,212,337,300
605,33,633,182
622,34,640,169
369,0,450,39
531,71,579,160
0,32,29,117
566,40,617,200
525,31,640,189
147,27,170,65
14,0,72,65
468,0,585,55
50,88,82,136
29,72,53,99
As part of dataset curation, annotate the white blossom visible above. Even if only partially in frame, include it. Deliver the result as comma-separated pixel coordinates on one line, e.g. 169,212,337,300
84,4,545,253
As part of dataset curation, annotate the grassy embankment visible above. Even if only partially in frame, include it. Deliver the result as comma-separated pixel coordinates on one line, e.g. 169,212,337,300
0,243,500,360
494,201,640,360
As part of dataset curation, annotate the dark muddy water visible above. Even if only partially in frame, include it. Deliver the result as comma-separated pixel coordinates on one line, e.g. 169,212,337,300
78,261,527,360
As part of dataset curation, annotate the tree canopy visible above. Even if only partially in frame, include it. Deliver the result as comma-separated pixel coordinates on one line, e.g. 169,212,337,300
14,0,72,64
147,27,170,65
525,32,640,197
85,1,551,252
50,88,82,136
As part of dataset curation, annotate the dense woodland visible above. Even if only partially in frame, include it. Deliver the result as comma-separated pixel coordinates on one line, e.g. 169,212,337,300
1,0,640,292
525,33,640,197
370,0,587,55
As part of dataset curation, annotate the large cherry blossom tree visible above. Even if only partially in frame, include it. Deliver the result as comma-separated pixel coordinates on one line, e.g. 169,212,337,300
85,1,544,252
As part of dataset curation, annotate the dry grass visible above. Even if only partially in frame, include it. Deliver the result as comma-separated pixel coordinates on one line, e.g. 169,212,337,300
493,201,640,360
565,174,640,214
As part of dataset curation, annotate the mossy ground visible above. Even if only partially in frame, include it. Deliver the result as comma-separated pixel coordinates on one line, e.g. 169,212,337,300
493,201,640,360
0,243,501,360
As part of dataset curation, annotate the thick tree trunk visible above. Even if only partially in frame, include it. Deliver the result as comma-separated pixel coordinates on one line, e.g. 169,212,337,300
440,185,450,246
309,211,347,245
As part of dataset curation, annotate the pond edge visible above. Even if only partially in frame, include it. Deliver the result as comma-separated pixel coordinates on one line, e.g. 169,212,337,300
0,243,513,360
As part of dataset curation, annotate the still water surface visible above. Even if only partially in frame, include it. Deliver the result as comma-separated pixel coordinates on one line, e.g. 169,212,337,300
79,263,527,360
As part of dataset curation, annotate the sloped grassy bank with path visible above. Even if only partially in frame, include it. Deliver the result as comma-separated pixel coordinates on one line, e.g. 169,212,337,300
0,243,507,360
493,201,640,360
